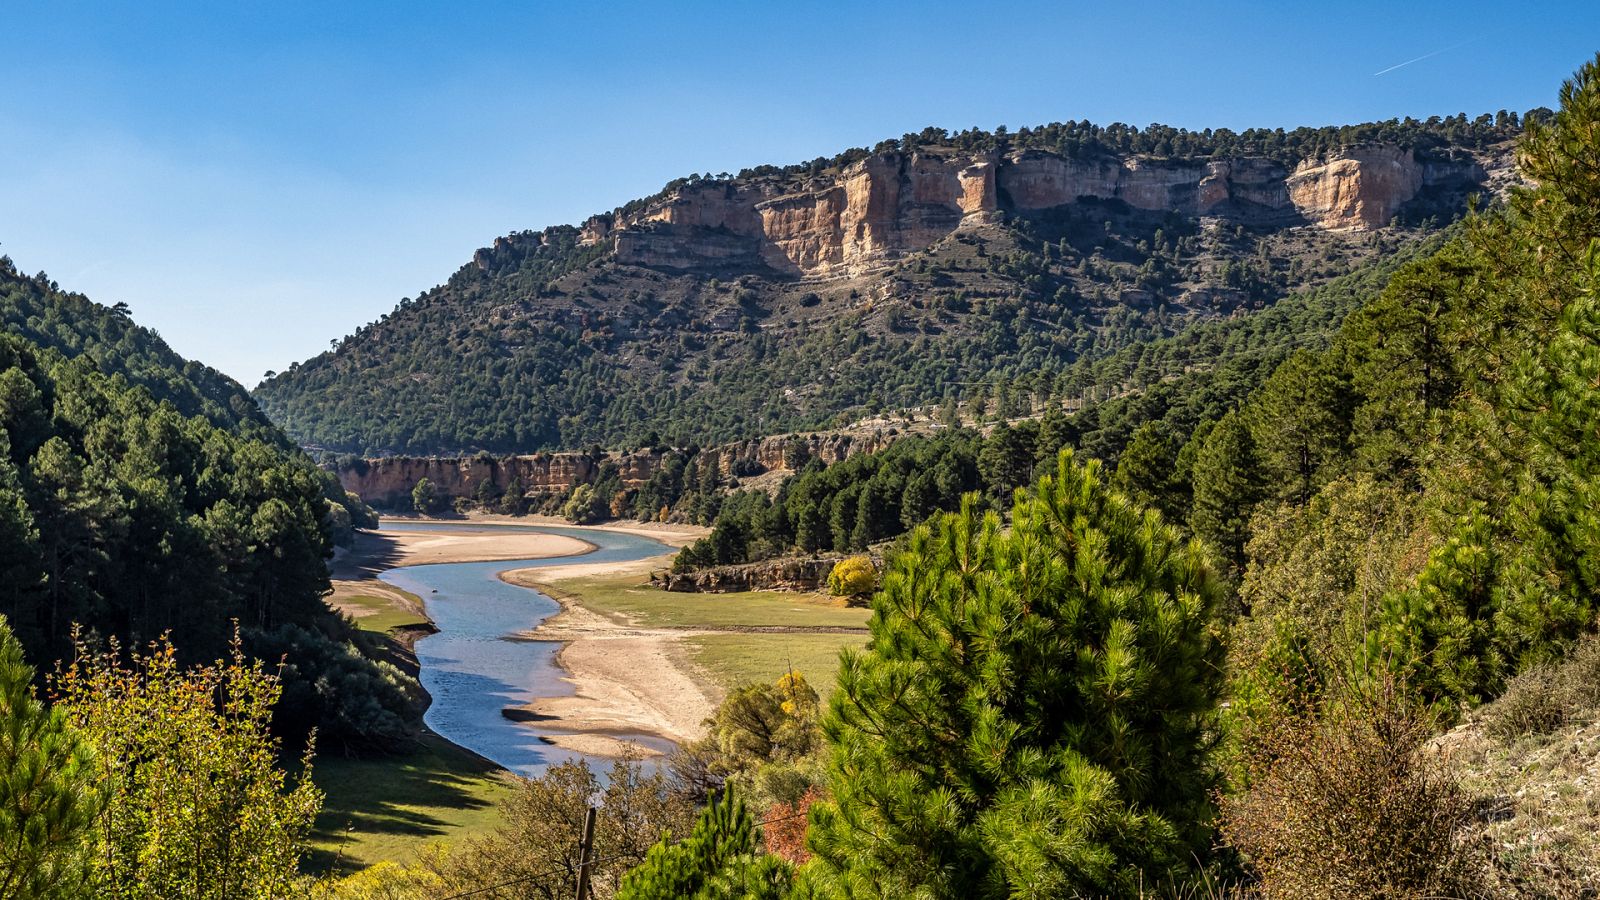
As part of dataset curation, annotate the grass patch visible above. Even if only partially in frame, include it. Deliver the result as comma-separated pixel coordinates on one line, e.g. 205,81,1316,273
537,572,870,630
341,594,430,634
331,584,429,635
685,632,865,699
305,733,513,875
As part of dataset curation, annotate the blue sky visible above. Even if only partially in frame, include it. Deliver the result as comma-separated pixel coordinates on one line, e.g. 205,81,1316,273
2,2,1595,384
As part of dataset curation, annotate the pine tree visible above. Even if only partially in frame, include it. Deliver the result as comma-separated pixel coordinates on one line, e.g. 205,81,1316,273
616,785,790,900
0,617,101,900
1248,349,1346,506
1111,422,1182,522
410,477,438,515
806,451,1225,898
1366,510,1503,706
1189,411,1266,578
1364,55,1600,703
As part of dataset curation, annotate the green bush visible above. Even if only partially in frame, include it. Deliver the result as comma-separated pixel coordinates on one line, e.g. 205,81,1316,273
807,451,1225,897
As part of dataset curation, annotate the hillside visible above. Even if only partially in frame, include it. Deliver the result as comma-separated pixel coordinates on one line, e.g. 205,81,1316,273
254,115,1529,456
0,260,278,439
0,257,406,747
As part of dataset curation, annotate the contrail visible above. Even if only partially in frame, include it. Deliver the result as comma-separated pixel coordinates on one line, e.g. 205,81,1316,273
1373,38,1478,76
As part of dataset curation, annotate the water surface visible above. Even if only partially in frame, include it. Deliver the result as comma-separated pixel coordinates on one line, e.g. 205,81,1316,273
377,521,673,775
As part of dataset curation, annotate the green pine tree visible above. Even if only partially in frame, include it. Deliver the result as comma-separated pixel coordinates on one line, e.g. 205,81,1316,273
806,451,1225,898
1189,411,1266,578
1248,349,1346,506
616,785,790,900
1111,422,1183,522
0,616,102,899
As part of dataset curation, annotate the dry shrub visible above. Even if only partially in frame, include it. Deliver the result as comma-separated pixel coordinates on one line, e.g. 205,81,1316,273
1220,678,1483,899
1484,632,1600,741
440,755,695,900
760,785,821,865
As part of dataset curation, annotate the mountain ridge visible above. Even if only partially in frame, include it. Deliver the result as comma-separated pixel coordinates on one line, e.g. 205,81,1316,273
255,114,1530,457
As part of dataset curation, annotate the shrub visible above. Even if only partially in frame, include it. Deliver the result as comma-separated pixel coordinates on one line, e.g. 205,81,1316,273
669,672,822,809
825,556,877,602
54,631,323,900
442,756,694,900
245,623,423,752
1220,677,1482,899
1482,632,1600,741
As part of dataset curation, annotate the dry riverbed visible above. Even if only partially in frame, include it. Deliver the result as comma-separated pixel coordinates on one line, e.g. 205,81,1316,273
326,516,864,761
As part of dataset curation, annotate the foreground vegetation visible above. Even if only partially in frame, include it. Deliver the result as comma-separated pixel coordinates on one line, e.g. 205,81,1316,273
6,50,1600,900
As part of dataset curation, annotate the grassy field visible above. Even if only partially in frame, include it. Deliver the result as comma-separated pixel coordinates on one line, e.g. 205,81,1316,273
339,593,430,633
684,632,860,698
311,581,510,874
306,733,513,875
534,570,871,698
539,571,870,630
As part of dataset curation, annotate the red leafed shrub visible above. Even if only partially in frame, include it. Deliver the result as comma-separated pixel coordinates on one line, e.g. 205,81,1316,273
762,786,822,865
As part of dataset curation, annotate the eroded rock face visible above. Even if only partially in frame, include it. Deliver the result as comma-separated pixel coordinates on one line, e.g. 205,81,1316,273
1287,146,1425,230
336,430,899,509
582,144,1492,277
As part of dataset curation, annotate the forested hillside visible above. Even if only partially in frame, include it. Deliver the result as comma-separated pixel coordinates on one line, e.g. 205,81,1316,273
255,114,1528,456
664,232,1453,572
0,260,409,750
1,261,277,438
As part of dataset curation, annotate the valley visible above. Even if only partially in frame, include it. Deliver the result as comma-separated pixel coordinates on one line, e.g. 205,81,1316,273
314,516,869,871
4,12,1600,894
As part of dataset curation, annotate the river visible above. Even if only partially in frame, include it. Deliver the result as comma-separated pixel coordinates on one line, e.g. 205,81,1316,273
376,521,675,775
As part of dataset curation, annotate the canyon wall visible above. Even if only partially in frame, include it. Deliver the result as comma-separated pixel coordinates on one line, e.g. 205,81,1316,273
576,144,1493,279
337,429,899,508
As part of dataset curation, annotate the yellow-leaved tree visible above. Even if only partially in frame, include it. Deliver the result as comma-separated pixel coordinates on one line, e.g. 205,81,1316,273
53,631,323,900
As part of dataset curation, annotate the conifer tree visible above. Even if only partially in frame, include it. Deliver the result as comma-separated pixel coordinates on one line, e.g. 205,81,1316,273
1248,349,1346,506
616,785,790,900
806,451,1224,898
1366,510,1503,706
0,617,101,900
1362,55,1600,706
1189,411,1266,578
1111,422,1183,522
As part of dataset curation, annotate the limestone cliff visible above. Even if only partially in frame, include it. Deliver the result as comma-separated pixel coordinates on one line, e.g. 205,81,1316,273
337,428,899,508
578,144,1498,278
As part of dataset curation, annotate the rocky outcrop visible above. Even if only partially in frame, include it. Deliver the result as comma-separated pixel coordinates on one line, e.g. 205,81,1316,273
577,144,1498,278
336,429,900,508
1288,146,1424,229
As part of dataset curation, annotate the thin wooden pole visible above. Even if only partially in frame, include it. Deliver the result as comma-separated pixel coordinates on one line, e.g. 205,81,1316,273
574,805,598,900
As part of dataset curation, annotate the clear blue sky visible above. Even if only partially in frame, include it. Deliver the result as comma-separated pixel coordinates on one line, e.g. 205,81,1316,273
2,1,1595,384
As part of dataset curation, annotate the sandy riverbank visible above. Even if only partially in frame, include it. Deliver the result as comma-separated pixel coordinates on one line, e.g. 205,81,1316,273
326,517,714,759
499,556,718,758
329,522,597,581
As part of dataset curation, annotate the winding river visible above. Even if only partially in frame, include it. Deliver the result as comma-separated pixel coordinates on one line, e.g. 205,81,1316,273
376,521,674,775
